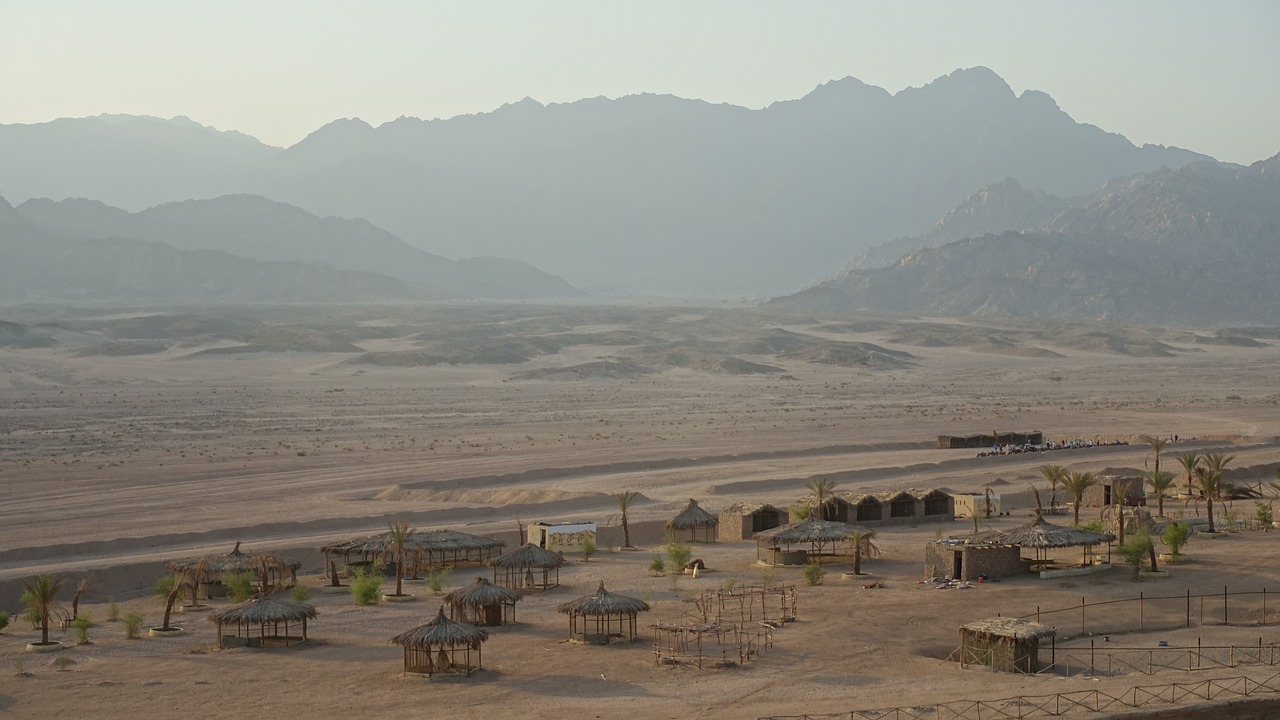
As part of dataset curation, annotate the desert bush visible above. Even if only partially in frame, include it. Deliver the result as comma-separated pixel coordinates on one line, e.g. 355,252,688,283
291,583,312,602
789,503,812,521
351,568,384,605
123,611,144,639
106,598,120,622
1117,532,1155,580
803,561,826,586
0,610,9,632
1163,521,1190,556
648,554,665,573
427,567,452,595
580,537,597,562
665,539,692,572
1255,501,1273,526
222,571,255,603
72,614,93,644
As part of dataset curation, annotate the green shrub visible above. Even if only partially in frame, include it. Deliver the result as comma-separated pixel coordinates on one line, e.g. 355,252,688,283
648,554,665,573
803,560,826,586
106,598,120,622
123,611,144,639
72,614,93,644
580,537,597,562
665,539,692,573
351,568,384,605
291,583,312,602
723,578,737,594
1163,521,1190,556
760,568,778,588
789,503,812,521
1117,532,1154,580
427,567,452,595
1255,502,1273,526
0,610,9,632
222,571,255,603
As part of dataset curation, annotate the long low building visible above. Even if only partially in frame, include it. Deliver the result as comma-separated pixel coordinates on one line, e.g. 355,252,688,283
937,431,1043,449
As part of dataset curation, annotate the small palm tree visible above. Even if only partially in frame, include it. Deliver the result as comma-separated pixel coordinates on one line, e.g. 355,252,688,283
1195,467,1223,533
806,477,838,520
158,572,187,631
22,574,67,645
850,528,880,575
185,558,208,607
387,520,414,597
1176,452,1201,497
613,491,640,548
1145,470,1176,517
1141,435,1168,477
1062,470,1098,526
1039,464,1067,510
71,578,89,620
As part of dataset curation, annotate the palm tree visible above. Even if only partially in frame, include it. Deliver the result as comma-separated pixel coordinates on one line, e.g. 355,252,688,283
613,491,640,548
387,520,414,597
1039,464,1067,510
158,572,187,631
1062,471,1098,526
1195,467,1223,533
1145,470,1177,517
71,578,89,620
185,558,208,607
806,477,838,520
850,528,880,575
1141,435,1168,478
22,574,66,645
1176,452,1201,497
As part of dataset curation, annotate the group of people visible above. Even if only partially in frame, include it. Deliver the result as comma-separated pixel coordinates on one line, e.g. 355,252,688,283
976,437,1130,458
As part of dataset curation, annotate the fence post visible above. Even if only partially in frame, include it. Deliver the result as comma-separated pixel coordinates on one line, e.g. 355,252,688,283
1140,591,1145,631
1082,596,1086,635
1187,588,1191,628
1225,585,1229,625
1265,588,1268,625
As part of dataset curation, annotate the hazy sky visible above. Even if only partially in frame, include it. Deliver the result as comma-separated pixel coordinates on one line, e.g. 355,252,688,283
2,1,1277,164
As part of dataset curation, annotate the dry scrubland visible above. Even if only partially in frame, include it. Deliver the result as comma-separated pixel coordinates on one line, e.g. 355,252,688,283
2,303,1280,719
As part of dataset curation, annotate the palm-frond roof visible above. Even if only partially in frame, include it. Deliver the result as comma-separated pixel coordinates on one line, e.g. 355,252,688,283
558,582,650,616
390,606,489,648
665,498,718,530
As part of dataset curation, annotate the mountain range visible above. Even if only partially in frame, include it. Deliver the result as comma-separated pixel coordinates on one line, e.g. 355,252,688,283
771,155,1280,324
1,193,580,304
0,67,1211,296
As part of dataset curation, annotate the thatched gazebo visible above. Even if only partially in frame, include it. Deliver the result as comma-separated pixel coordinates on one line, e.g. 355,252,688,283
167,542,300,598
995,513,1115,570
321,529,505,579
391,606,489,678
754,517,870,565
665,498,719,543
489,543,565,591
208,594,316,648
558,582,651,644
960,617,1056,673
445,577,522,626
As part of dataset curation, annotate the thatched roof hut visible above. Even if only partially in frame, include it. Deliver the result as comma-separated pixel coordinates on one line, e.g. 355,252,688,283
557,582,651,643
390,606,489,677
754,517,871,564
665,498,719,543
166,542,301,597
959,617,1055,673
995,513,1115,568
208,594,317,648
489,543,566,591
444,577,522,626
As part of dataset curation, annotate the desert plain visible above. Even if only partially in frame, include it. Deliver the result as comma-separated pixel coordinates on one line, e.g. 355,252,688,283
2,303,1280,719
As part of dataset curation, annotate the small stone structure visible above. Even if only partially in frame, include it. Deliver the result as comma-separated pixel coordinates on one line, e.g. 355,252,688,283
528,521,596,553
813,489,953,526
951,492,1002,519
718,503,790,541
925,540,1027,581
1082,476,1146,508
959,617,1055,673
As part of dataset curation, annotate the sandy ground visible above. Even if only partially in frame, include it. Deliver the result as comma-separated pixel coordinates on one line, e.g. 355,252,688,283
3,305,1280,718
